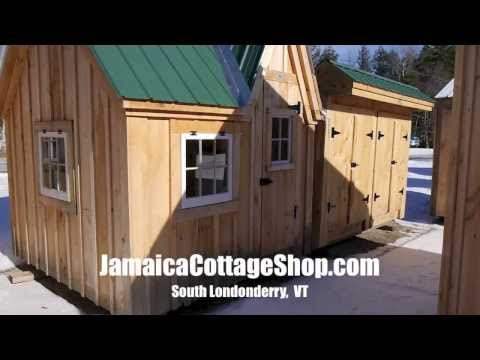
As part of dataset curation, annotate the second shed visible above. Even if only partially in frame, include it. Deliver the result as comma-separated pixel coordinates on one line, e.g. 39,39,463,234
312,61,434,249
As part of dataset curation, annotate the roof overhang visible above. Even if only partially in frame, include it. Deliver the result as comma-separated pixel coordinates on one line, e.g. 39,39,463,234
122,100,248,121
316,61,434,112
351,82,434,112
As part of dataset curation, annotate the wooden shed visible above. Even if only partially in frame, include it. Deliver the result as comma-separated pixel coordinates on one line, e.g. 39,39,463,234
0,45,321,314
431,79,453,218
438,46,480,314
312,61,434,249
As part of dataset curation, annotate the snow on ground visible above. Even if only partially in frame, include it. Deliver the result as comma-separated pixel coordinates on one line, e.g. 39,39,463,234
184,148,443,315
0,172,81,314
0,149,443,315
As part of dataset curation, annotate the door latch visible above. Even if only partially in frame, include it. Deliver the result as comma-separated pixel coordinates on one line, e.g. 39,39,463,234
391,160,397,165
362,195,370,203
378,131,385,140
374,193,381,201
331,127,341,138
366,131,374,139
403,134,408,140
260,177,273,186
351,162,359,168
327,201,336,213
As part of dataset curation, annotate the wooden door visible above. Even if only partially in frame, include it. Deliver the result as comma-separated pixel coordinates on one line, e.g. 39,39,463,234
348,111,377,227
260,73,303,256
390,116,411,218
372,114,395,219
326,107,354,238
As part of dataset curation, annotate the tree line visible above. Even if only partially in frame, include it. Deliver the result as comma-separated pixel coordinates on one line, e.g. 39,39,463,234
311,45,456,147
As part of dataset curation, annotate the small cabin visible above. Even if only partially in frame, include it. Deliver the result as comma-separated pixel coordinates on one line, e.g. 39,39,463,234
431,79,453,218
312,61,434,249
0,45,321,314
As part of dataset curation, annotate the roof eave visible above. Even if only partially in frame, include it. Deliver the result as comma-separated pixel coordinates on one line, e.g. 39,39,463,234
351,82,434,111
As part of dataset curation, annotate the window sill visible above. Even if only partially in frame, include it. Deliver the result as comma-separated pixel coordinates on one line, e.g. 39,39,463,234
172,199,239,224
267,163,295,172
38,194,77,214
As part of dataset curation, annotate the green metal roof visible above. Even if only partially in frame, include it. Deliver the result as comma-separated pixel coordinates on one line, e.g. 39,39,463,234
230,45,264,88
328,61,434,103
90,45,238,107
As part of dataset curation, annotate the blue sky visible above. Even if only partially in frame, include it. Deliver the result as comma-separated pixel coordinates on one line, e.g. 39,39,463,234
324,45,423,65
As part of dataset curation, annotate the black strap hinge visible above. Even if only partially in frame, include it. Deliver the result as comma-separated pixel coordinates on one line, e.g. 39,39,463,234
331,127,341,138
288,101,301,114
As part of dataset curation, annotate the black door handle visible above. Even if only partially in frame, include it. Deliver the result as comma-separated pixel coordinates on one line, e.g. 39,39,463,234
351,162,359,168
374,193,381,201
327,201,336,213
362,195,370,203
399,188,405,195
366,131,374,139
378,131,384,140
403,134,408,140
260,177,273,186
391,160,397,165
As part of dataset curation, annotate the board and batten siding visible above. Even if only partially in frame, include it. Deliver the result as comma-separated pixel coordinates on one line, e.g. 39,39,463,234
125,116,251,314
439,45,480,314
3,45,131,314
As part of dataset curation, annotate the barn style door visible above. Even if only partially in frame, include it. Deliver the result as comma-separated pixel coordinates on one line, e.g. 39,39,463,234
389,116,411,218
259,71,303,256
371,114,395,219
325,107,355,238
348,111,377,227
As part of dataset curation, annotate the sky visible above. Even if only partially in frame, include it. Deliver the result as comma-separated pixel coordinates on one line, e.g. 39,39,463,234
324,45,423,65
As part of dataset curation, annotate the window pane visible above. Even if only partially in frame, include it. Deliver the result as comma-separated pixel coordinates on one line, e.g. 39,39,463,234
41,139,49,161
51,138,58,161
200,168,214,195
215,139,228,166
186,169,200,198
281,118,290,139
186,140,199,168
281,140,289,161
42,163,51,189
215,167,228,194
51,164,58,190
201,140,215,167
58,138,65,164
271,139,279,162
272,118,280,139
59,165,67,192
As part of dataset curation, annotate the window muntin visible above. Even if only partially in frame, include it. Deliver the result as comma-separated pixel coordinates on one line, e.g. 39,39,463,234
181,133,233,209
271,117,291,164
38,131,70,202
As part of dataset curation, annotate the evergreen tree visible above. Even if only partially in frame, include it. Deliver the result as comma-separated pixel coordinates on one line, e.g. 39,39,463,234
372,46,391,77
357,45,371,71
319,46,339,63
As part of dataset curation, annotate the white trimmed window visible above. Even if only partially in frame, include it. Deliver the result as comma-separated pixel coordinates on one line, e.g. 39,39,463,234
271,116,292,164
181,132,233,209
38,131,71,202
